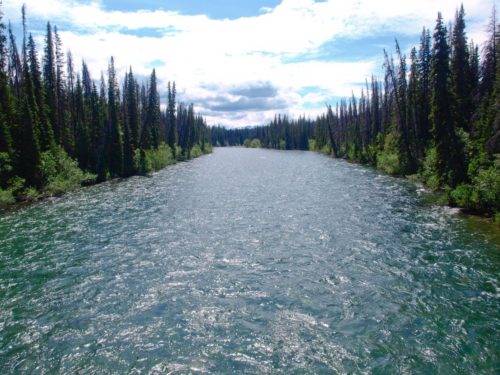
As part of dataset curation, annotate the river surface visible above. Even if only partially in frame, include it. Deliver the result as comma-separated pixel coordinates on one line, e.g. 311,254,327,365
0,148,498,374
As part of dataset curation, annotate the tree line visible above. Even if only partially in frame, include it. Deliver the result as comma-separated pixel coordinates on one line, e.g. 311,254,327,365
213,5,499,216
0,5,211,205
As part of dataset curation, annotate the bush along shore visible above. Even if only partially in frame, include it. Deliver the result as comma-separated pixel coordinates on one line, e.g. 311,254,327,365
0,5,212,207
210,5,500,222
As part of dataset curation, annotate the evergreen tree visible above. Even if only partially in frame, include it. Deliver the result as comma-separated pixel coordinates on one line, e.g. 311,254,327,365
106,57,123,177
418,27,432,149
27,34,54,151
430,12,465,186
450,4,472,131
166,81,177,156
54,26,65,145
43,22,58,143
146,69,161,148
18,60,42,187
0,6,13,156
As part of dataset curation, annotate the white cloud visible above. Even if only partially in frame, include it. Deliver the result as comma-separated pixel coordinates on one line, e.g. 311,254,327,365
2,0,495,127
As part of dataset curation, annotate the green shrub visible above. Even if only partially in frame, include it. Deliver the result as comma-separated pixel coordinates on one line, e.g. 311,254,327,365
190,144,203,158
421,146,441,190
250,139,261,148
148,144,175,171
450,163,500,213
450,184,474,208
319,144,331,155
41,146,96,196
376,133,401,175
202,143,213,154
0,188,15,206
21,187,39,201
134,148,151,174
135,144,176,174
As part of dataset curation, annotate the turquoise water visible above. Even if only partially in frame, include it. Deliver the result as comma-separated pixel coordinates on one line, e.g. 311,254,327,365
0,148,498,373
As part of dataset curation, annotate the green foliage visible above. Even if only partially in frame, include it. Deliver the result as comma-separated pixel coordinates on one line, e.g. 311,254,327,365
0,187,15,205
366,141,380,165
250,139,261,148
203,143,213,154
376,133,402,175
308,139,316,151
190,144,203,158
134,144,175,174
40,146,96,196
148,144,175,171
22,187,40,201
243,139,261,148
0,176,26,206
133,149,150,175
421,146,441,190
450,161,500,213
309,138,332,155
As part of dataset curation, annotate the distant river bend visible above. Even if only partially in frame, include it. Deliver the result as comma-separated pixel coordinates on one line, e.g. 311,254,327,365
0,148,498,373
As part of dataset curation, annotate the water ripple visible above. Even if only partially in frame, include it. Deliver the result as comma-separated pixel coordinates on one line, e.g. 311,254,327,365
0,148,498,374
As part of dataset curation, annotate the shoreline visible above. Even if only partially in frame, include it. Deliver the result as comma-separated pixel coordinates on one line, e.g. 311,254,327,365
0,150,212,215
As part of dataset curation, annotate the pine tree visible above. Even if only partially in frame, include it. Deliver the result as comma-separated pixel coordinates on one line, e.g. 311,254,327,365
18,59,42,187
107,57,124,177
166,81,177,157
146,69,161,149
122,69,136,176
408,47,421,161
124,68,140,149
96,73,108,181
450,4,472,132
54,26,65,146
0,6,13,156
140,83,151,149
74,75,90,169
28,34,54,151
43,22,58,143
64,50,75,155
430,12,465,186
418,27,432,149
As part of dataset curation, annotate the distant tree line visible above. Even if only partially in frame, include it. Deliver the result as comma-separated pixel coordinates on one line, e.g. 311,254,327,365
213,5,499,216
0,5,211,204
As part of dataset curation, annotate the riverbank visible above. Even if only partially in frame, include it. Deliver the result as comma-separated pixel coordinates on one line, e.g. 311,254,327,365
242,142,499,225
0,144,212,212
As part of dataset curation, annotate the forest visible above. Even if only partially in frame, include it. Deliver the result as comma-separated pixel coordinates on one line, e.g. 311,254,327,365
0,5,211,205
212,6,500,217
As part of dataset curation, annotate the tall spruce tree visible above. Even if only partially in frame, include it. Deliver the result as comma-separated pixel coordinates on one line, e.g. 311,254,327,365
28,34,54,151
450,4,472,132
146,69,161,149
43,22,58,143
166,81,177,156
107,57,123,177
430,12,465,186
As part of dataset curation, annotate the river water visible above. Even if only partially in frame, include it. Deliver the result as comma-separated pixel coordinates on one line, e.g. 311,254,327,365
0,148,498,374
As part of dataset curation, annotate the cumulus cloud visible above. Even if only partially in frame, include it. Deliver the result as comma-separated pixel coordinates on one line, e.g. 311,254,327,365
2,0,494,127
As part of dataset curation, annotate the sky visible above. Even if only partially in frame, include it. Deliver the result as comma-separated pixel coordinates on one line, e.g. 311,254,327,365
2,0,496,128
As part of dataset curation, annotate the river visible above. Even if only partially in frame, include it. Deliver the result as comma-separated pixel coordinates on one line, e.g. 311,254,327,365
0,148,498,373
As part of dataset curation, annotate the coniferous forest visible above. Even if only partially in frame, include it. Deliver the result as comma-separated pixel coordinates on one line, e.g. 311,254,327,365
0,5,211,205
212,6,499,217
1,4,498,219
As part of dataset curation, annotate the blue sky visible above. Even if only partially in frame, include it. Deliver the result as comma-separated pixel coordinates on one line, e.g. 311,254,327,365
2,0,494,127
100,0,283,19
